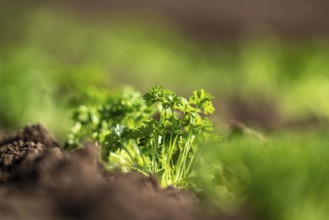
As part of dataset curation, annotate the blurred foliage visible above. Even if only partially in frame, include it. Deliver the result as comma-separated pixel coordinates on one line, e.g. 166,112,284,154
195,130,329,220
0,8,328,137
0,46,109,138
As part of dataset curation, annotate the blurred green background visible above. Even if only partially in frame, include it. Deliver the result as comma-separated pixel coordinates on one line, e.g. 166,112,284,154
1,3,329,137
1,2,329,219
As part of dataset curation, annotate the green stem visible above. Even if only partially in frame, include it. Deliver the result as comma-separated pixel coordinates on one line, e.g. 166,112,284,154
168,135,178,165
177,125,195,184
136,141,148,171
150,139,156,174
121,145,138,169
132,165,149,176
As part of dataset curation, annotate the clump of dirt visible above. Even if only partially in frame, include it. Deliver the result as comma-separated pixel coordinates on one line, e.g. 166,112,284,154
0,124,60,183
0,124,242,220
0,124,59,148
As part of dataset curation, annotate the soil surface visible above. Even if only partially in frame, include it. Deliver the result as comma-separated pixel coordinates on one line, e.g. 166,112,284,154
0,124,245,220
55,0,329,39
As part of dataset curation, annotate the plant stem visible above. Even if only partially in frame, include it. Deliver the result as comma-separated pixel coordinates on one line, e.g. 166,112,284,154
121,145,139,170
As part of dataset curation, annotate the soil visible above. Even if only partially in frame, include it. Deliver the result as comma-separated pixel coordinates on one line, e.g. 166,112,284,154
0,124,246,220
223,96,329,132
60,0,329,39
224,96,282,131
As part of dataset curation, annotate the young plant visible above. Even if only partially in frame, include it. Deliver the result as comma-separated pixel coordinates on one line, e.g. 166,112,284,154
66,86,218,188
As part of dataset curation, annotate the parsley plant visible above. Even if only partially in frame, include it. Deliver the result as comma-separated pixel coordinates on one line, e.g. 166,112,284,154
66,86,218,188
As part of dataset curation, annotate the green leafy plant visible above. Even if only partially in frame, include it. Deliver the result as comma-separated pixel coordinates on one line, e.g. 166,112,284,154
66,86,218,188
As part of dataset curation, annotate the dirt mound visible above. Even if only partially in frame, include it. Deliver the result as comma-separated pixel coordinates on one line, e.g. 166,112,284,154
0,124,209,220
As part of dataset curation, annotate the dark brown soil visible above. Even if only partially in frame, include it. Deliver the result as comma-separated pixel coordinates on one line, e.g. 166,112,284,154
224,96,282,131
223,96,329,132
0,124,245,220
53,0,329,39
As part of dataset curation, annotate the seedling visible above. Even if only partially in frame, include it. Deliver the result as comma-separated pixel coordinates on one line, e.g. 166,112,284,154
66,86,218,188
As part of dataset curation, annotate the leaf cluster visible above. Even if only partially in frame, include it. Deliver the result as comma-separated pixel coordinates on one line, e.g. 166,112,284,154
66,86,219,188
